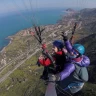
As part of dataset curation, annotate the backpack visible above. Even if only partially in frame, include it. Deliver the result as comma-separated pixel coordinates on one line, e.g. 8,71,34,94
73,63,88,82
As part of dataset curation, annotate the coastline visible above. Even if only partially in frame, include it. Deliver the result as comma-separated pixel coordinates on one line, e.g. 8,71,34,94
0,8,66,53
0,36,13,53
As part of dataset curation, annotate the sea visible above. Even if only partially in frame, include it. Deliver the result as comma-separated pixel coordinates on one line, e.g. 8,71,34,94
0,8,66,51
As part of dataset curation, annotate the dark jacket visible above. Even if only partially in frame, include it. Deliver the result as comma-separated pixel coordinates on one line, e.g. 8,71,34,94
39,50,67,73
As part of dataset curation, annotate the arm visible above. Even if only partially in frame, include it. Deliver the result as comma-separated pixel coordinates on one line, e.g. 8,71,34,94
59,63,75,80
80,55,90,67
39,58,51,66
62,32,73,53
65,40,73,53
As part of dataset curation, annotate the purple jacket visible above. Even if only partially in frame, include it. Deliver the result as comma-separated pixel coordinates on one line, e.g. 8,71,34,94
59,40,90,81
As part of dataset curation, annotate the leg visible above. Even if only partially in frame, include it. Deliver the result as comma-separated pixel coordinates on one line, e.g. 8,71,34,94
40,67,49,80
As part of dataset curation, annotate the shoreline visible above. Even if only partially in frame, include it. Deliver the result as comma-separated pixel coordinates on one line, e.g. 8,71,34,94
0,24,56,53
0,36,13,53
0,8,67,53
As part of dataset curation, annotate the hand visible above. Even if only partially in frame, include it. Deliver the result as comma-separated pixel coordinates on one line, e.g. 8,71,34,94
42,43,47,49
62,48,68,54
48,74,60,81
62,31,69,41
62,31,68,37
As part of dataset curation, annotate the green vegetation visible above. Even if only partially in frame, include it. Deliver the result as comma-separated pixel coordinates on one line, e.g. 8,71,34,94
0,55,46,96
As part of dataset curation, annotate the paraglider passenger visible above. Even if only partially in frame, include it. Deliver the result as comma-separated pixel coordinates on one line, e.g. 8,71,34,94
37,40,67,80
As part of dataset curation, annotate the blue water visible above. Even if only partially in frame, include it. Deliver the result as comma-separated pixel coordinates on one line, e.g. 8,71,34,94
0,8,66,50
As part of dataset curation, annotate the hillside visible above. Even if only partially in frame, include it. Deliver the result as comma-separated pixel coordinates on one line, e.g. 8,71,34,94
58,8,96,34
0,8,96,96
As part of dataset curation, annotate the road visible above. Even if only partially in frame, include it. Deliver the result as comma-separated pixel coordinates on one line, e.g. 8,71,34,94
0,48,40,83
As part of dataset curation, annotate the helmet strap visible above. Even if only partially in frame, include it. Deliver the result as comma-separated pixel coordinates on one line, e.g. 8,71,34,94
76,53,82,58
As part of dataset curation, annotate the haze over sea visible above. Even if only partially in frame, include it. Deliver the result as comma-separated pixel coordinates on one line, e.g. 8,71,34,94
0,8,66,50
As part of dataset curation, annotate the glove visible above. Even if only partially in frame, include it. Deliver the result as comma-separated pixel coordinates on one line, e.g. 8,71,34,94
48,74,60,82
62,31,69,41
42,43,47,49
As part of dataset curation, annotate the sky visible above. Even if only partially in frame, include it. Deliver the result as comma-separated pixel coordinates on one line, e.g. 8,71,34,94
0,0,96,16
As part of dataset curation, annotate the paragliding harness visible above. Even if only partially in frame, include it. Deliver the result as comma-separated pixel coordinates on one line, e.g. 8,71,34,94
30,25,56,69
30,23,78,96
